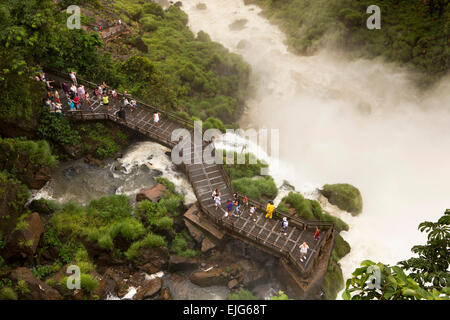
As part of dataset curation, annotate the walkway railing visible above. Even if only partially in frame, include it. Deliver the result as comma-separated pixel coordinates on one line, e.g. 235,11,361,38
44,67,195,129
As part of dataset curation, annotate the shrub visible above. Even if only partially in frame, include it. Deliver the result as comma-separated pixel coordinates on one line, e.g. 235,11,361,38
170,233,199,258
32,262,62,280
280,192,349,231
232,176,278,200
15,280,30,295
125,233,167,260
270,290,291,300
80,274,98,293
323,261,344,300
223,152,269,180
88,195,132,222
0,287,18,300
37,110,80,147
320,184,363,215
228,289,258,300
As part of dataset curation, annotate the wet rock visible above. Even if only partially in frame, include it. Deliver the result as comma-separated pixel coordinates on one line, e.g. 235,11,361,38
28,199,57,216
196,3,207,10
168,255,199,272
135,278,162,300
3,212,44,260
185,221,204,244
136,183,167,202
229,19,248,31
201,237,216,253
189,268,227,287
156,287,172,300
133,247,169,270
138,263,161,275
9,267,62,300
228,279,239,290
84,155,104,167
237,39,251,50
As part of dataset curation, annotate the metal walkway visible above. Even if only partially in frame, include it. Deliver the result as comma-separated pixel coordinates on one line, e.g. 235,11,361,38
46,71,335,275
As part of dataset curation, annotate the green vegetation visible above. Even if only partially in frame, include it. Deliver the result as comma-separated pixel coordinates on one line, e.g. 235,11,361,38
228,289,258,300
270,290,291,300
51,195,147,253
343,209,449,300
279,192,349,232
246,0,449,86
15,280,30,295
113,0,250,124
0,172,30,236
322,234,351,299
232,176,278,201
124,233,167,260
223,151,278,201
77,123,127,159
46,178,186,265
170,232,199,258
320,184,363,216
32,262,63,280
155,177,185,217
223,152,269,180
37,110,81,147
0,137,58,180
0,287,18,300
323,258,345,300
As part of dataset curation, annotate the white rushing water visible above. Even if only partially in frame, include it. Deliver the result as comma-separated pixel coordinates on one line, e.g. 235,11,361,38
180,0,450,293
31,141,196,206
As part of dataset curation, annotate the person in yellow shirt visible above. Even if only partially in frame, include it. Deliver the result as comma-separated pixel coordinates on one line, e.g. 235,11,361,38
103,94,110,111
265,201,275,219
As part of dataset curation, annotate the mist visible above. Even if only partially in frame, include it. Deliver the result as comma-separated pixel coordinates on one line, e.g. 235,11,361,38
180,0,450,284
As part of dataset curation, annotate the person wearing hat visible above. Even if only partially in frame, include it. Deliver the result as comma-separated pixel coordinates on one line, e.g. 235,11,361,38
281,217,288,235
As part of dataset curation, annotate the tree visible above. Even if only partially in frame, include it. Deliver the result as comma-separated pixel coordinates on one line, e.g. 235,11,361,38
343,210,450,300
398,209,449,289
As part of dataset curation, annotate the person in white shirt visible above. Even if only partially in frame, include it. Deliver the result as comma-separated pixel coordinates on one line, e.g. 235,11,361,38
153,111,160,126
299,242,309,262
249,205,256,222
214,195,221,211
69,70,77,86
281,217,288,235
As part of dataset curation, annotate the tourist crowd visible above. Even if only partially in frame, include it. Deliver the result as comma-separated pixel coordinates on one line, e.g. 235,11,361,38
37,70,162,126
212,189,322,263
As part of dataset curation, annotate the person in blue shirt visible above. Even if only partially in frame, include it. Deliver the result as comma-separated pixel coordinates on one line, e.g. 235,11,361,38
225,200,233,218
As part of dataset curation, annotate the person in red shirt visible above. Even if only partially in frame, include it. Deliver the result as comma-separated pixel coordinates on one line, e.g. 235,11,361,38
314,227,320,241
243,195,249,207
73,96,81,110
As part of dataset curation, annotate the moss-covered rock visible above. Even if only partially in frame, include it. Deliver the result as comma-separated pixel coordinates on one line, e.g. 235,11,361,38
320,184,363,216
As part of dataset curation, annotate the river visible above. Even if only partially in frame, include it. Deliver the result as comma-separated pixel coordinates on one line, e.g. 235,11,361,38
179,0,450,294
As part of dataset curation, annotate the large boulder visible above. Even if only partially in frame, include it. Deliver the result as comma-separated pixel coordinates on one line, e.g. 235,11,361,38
168,255,199,272
156,287,172,300
9,267,62,300
136,183,167,202
189,268,228,287
320,184,363,216
3,212,44,260
134,278,162,300
133,246,169,270
201,237,216,253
